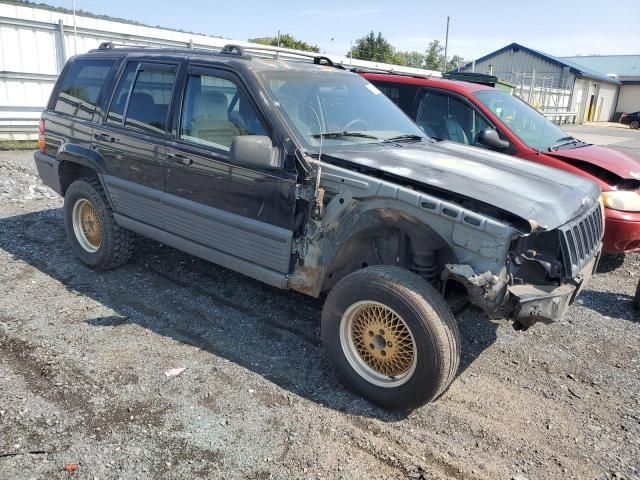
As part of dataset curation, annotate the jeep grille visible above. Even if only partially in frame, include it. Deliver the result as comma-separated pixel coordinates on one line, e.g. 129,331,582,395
559,203,603,279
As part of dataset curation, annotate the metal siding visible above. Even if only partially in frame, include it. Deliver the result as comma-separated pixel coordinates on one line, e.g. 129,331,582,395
467,49,565,88
596,83,618,121
617,85,640,113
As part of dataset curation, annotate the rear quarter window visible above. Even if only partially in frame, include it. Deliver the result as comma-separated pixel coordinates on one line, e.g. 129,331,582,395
54,59,115,119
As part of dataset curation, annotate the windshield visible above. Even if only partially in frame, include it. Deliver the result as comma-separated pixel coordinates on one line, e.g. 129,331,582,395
256,69,426,150
473,90,569,151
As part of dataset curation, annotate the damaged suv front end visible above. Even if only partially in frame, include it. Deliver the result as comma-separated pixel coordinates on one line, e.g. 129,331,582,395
444,199,603,329
254,64,603,330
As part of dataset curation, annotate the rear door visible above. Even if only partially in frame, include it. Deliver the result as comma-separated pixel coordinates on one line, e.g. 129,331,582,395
164,65,297,277
93,60,180,228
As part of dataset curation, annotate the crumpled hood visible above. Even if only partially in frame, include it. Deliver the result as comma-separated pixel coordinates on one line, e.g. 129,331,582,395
325,140,601,232
547,144,640,181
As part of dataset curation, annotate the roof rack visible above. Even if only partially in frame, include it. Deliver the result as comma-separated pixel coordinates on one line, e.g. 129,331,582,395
97,41,152,50
349,66,434,79
234,45,342,68
92,42,344,69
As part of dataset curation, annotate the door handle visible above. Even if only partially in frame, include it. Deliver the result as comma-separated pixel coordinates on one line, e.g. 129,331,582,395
168,152,193,166
94,133,116,142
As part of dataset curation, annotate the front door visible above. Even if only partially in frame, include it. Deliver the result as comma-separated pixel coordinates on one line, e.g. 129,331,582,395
165,66,297,276
93,60,179,229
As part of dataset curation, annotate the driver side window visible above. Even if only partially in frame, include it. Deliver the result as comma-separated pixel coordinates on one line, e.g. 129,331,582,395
180,73,266,153
417,90,493,147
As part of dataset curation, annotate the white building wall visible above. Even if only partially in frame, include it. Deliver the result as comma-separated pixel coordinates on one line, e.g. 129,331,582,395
616,85,640,113
595,83,618,121
0,2,441,139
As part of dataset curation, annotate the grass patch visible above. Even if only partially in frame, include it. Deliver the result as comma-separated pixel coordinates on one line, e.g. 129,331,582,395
0,140,39,151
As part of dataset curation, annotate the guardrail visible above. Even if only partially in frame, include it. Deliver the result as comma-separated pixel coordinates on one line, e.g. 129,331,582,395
541,111,578,125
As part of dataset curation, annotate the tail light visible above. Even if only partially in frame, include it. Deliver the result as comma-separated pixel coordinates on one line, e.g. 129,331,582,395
38,118,46,153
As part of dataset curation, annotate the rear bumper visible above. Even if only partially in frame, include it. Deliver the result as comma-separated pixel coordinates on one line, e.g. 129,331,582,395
507,253,599,328
603,209,640,254
34,151,62,195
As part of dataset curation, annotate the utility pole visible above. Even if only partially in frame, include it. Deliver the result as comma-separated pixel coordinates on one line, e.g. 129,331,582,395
443,16,450,73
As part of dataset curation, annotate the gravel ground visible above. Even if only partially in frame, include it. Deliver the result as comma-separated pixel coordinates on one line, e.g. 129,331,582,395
0,149,639,480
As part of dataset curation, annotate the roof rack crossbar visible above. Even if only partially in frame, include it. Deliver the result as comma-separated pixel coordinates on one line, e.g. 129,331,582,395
97,41,151,50
235,45,342,68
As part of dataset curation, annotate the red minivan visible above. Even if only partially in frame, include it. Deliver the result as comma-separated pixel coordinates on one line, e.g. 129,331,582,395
360,72,640,254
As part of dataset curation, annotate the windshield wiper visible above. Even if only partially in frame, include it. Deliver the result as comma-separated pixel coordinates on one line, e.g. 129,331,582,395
548,136,582,151
384,134,425,143
310,131,382,140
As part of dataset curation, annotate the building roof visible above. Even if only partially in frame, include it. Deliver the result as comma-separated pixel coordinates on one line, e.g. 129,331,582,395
561,55,640,80
467,43,621,85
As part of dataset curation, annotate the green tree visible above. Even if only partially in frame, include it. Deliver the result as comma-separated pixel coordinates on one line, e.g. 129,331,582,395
395,51,426,68
424,40,444,70
351,31,401,64
249,33,319,53
447,54,466,71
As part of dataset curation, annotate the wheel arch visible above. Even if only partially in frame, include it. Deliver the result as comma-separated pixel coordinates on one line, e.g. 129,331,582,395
56,143,109,197
289,205,458,296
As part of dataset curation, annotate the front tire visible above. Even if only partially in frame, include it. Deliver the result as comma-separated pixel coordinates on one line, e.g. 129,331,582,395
64,177,135,270
321,266,460,410
630,120,640,129
635,280,639,310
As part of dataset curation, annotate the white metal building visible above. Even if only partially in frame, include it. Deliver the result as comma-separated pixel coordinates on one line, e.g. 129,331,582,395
561,55,640,115
459,43,622,124
0,1,440,140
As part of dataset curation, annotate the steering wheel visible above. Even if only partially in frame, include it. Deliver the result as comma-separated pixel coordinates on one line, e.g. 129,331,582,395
343,118,368,131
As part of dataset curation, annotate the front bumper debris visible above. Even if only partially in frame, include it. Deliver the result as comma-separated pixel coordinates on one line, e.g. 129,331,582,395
443,251,599,328
507,253,599,328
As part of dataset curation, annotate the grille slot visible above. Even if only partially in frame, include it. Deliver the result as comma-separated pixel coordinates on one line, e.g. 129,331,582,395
559,203,603,278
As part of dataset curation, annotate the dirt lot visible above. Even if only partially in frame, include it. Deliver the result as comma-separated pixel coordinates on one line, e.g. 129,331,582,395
0,149,639,480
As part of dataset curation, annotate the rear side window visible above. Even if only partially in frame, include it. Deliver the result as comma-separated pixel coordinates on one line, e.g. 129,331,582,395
107,62,177,134
107,63,137,125
369,81,418,113
54,59,115,119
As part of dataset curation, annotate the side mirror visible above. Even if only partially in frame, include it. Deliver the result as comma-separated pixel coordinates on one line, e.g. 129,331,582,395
230,135,280,169
476,128,510,150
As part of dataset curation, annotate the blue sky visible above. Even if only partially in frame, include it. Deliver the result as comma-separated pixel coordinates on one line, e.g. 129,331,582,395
44,0,640,59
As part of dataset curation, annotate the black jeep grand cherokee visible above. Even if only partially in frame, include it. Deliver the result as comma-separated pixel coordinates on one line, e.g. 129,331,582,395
34,43,602,409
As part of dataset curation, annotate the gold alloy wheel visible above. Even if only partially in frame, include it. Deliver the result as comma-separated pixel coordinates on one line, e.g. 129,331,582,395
72,198,103,253
340,301,417,388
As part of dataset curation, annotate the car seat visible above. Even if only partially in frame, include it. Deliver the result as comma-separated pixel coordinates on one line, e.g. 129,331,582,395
443,118,469,144
191,91,241,148
127,92,160,127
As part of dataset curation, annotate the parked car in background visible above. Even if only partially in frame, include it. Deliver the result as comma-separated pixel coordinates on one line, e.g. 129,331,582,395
620,111,640,129
358,72,640,254
34,43,603,409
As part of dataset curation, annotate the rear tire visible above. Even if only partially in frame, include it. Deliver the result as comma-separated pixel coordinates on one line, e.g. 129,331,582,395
634,280,639,310
630,120,639,129
321,266,460,410
64,177,135,270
